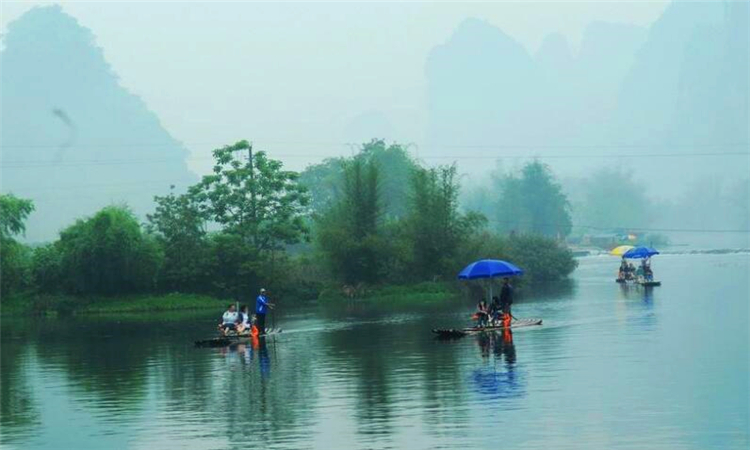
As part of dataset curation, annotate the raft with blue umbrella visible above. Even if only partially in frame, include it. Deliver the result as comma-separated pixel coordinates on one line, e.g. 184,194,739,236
619,247,661,286
623,246,660,259
457,259,523,301
432,259,542,338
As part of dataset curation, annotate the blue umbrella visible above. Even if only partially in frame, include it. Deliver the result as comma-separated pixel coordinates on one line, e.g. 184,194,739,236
458,259,523,302
458,259,523,280
623,246,659,259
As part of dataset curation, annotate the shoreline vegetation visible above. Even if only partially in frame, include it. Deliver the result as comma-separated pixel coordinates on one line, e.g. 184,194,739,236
0,281,460,316
1,140,578,318
1,293,226,316
1,283,458,316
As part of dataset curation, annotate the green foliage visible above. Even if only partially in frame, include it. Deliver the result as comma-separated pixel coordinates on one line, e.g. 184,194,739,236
31,243,62,293
0,193,35,239
300,139,417,219
0,292,225,316
318,281,455,304
459,232,577,285
4,140,578,307
298,157,346,214
495,161,572,237
0,238,33,296
357,140,419,219
189,140,310,251
54,206,162,295
203,232,260,299
0,193,35,296
147,188,209,292
316,158,386,284
503,234,578,284
406,164,486,280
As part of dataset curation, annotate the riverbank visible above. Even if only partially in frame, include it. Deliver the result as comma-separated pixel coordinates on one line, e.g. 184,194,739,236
0,283,456,317
0,292,227,316
317,281,459,304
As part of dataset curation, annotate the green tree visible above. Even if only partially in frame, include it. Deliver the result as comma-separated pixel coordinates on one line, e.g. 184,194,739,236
407,165,485,280
0,193,35,239
189,140,310,251
495,161,572,238
146,187,208,292
55,206,162,295
298,157,346,214
0,193,35,296
358,140,417,219
316,158,385,284
31,243,62,293
300,139,417,219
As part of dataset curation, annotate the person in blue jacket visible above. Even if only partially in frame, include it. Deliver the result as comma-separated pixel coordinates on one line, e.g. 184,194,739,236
254,288,275,335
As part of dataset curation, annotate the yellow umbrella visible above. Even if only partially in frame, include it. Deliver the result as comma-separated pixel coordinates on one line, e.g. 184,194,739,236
610,245,635,256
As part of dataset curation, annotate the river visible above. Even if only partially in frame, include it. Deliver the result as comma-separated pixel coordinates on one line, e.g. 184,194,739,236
1,252,748,450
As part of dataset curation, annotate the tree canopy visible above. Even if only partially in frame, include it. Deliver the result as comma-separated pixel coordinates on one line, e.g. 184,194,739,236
189,140,310,252
495,161,572,238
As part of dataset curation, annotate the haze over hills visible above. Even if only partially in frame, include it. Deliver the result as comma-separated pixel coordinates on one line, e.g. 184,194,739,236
1,2,747,244
1,6,196,241
426,1,748,197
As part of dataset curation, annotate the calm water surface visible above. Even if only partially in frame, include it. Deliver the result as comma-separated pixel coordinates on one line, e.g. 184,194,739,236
2,253,748,449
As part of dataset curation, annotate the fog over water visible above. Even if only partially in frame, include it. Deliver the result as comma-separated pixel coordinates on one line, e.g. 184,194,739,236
0,1,747,244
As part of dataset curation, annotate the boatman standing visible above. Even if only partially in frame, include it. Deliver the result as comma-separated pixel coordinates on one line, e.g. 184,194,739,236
500,277,514,327
254,288,274,336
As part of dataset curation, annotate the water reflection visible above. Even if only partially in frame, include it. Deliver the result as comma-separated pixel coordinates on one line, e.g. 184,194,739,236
0,324,40,441
641,285,655,305
2,254,747,450
471,330,525,400
618,282,656,306
218,337,273,379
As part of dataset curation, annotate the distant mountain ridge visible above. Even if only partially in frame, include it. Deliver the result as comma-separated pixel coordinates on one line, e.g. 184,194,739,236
425,2,748,194
1,6,197,241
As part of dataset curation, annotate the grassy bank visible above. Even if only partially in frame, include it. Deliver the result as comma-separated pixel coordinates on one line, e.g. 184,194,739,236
1,292,227,316
317,281,458,305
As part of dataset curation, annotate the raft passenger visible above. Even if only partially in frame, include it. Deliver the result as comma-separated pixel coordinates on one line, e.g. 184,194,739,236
237,305,251,333
490,296,502,325
476,299,490,328
219,304,239,334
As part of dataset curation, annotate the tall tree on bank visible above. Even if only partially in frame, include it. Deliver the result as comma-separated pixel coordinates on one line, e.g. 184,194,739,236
299,139,417,219
189,140,310,251
316,157,384,284
0,193,35,296
146,187,208,292
407,165,485,279
495,161,572,238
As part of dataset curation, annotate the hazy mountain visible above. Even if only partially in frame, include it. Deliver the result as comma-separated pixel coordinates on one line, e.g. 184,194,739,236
425,2,747,198
424,17,647,176
0,6,196,241
610,0,748,194
425,18,546,157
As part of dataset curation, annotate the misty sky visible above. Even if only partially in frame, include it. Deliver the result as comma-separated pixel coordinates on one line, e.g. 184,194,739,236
1,1,670,175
